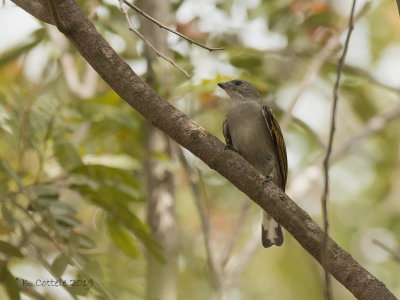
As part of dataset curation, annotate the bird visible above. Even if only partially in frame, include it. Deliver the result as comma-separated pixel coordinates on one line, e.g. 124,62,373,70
218,79,287,248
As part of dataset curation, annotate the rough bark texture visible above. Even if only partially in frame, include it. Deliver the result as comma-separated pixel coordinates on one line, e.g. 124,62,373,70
10,1,398,299
136,0,178,299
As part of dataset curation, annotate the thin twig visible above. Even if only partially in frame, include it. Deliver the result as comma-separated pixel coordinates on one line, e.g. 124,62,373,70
280,32,340,131
221,200,250,267
118,0,191,78
177,148,219,275
123,0,223,52
26,245,80,300
47,25,98,98
372,239,400,263
332,106,400,161
396,0,400,16
280,2,369,131
337,63,400,95
287,105,400,200
322,1,357,300
224,227,260,279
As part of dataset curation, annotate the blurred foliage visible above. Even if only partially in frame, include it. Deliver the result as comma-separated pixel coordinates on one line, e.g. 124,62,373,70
0,0,400,299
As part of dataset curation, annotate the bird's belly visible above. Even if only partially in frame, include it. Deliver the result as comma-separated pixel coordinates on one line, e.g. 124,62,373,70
229,119,274,169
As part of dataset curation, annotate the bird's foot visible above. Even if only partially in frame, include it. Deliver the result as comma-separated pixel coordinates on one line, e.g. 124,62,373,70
225,144,237,152
262,175,273,190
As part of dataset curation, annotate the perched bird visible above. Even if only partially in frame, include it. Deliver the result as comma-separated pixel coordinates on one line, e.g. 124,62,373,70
218,80,287,248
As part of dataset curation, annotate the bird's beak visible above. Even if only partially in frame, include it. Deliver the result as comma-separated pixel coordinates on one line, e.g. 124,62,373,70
218,82,229,90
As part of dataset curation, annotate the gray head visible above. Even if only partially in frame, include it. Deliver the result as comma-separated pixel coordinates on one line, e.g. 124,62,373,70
218,79,260,101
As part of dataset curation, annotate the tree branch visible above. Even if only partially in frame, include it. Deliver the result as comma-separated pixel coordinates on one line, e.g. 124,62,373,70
10,1,397,299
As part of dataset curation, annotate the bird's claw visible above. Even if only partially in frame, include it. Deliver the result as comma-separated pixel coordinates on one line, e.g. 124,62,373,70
262,175,273,190
225,144,237,152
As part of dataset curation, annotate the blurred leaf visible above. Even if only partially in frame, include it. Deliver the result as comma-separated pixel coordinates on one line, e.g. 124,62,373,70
32,225,51,240
53,141,82,171
0,28,45,67
229,49,263,70
29,185,59,199
1,204,15,226
51,254,69,278
0,241,23,258
71,164,140,189
1,159,23,188
76,233,96,249
69,281,90,296
0,265,20,300
107,217,139,259
37,198,76,214
55,214,81,227
67,230,96,250
73,185,163,261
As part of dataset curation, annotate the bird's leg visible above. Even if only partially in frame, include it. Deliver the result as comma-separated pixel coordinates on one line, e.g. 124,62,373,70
262,174,274,191
225,144,238,152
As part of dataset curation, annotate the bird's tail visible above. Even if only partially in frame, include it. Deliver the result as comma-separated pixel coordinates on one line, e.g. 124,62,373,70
261,211,283,248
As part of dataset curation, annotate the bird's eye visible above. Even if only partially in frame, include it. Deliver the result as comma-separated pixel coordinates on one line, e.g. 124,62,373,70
234,80,243,86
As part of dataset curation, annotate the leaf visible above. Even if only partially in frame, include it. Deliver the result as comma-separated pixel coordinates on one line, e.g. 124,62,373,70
37,198,76,214
76,233,95,249
0,266,20,300
29,185,59,199
51,254,69,278
67,231,95,250
0,28,45,67
1,204,15,226
32,226,51,240
1,159,23,189
107,217,139,259
0,241,23,258
53,141,82,171
69,281,90,296
55,214,81,227
71,164,140,189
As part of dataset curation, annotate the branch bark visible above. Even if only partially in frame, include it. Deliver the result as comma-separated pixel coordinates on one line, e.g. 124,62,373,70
10,1,397,299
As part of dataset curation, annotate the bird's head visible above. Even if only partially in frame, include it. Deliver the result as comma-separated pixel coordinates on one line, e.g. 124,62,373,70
218,80,260,101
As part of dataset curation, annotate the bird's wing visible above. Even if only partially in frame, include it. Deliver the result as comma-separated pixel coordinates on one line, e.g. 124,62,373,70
261,105,288,190
222,115,233,147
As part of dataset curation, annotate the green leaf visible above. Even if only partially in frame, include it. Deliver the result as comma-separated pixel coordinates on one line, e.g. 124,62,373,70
51,254,69,278
0,241,23,258
67,231,95,250
55,214,81,227
71,164,140,190
69,281,90,296
29,185,59,199
76,233,96,249
0,28,45,67
107,217,139,259
53,141,82,171
32,226,51,240
1,204,15,226
0,266,20,300
1,159,23,189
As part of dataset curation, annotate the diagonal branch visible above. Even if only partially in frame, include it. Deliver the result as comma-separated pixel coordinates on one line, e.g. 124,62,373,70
10,1,397,299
